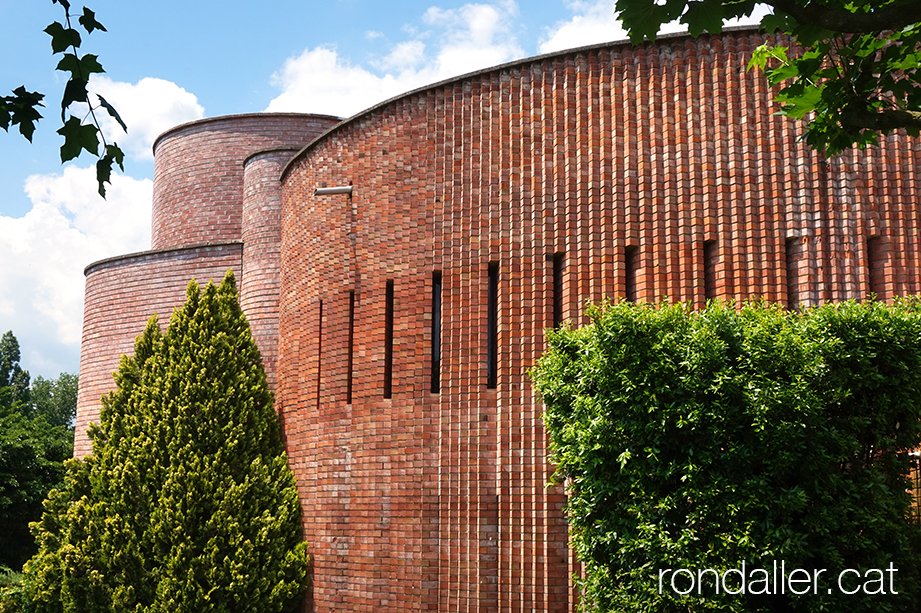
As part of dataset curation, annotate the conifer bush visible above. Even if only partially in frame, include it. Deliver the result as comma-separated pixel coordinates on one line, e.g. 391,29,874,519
533,300,921,613
2,272,308,613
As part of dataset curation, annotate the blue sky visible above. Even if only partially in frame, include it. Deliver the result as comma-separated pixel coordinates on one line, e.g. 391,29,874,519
0,0,766,379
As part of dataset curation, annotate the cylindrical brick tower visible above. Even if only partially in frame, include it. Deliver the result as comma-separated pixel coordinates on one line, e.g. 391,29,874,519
241,148,300,389
75,114,340,457
151,114,340,250
75,244,243,457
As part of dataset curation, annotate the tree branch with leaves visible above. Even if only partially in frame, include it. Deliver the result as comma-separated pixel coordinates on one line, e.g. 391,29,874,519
615,0,921,155
0,0,126,196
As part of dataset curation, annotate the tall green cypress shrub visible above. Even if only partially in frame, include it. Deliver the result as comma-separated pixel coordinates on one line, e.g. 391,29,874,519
533,300,921,613
5,272,308,613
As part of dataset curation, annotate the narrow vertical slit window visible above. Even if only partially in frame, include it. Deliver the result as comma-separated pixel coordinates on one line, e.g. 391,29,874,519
867,236,883,298
553,252,565,327
347,290,355,404
431,271,442,394
384,280,394,399
487,261,498,389
624,246,638,302
703,240,717,301
316,299,323,407
785,237,799,311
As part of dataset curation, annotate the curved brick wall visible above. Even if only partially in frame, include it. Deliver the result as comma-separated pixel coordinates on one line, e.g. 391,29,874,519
277,29,921,612
151,114,339,251
75,243,243,457
241,149,298,390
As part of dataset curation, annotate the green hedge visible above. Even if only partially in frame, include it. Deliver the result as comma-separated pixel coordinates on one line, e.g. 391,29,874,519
533,300,921,612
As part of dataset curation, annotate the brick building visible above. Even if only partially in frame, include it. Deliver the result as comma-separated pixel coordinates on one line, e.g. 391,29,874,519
76,28,921,612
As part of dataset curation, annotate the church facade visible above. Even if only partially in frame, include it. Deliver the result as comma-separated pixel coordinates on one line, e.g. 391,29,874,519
76,27,921,612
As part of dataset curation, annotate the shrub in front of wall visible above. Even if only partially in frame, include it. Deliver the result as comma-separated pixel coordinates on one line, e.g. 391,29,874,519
5,272,308,613
532,300,921,613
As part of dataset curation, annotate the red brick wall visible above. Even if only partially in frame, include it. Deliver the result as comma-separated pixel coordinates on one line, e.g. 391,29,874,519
277,29,921,612
151,114,339,251
242,149,298,390
75,243,243,457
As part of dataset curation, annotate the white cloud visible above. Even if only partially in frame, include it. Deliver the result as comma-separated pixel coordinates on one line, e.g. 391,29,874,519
379,40,427,72
265,46,404,117
539,1,630,54
266,1,525,117
421,1,522,76
0,166,151,376
724,4,774,28
539,0,772,54
89,76,205,161
1,74,202,377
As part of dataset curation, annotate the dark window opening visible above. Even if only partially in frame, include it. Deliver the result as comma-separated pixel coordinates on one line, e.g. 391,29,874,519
487,262,498,389
785,237,799,311
384,280,394,399
431,271,442,394
316,300,323,407
624,246,638,302
553,252,565,327
347,290,355,404
703,240,717,301
867,236,884,298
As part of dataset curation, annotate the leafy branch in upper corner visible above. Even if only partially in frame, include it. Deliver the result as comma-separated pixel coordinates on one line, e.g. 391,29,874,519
615,0,921,155
0,0,126,197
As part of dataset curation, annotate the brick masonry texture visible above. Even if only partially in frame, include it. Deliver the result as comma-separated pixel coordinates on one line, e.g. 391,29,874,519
76,28,921,613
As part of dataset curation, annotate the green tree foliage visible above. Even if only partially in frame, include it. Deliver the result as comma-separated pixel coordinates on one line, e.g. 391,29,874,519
0,330,76,572
0,332,31,414
0,568,24,591
0,413,72,573
614,0,921,155
29,374,78,428
533,300,921,612
0,0,125,197
4,272,308,613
